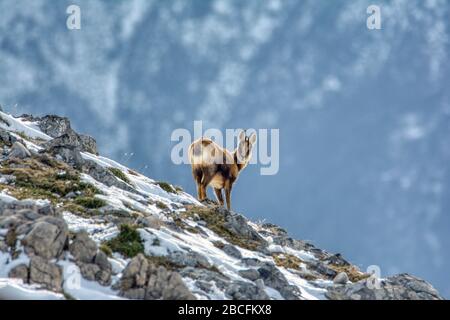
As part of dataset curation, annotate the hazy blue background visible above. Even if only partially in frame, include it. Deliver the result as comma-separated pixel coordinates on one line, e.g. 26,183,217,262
1,0,449,297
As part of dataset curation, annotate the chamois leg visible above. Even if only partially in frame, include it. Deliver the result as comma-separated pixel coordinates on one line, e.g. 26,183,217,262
214,188,224,206
200,170,214,202
225,183,232,211
193,169,204,201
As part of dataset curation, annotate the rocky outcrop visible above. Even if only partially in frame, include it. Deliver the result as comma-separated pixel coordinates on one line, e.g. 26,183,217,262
0,112,445,301
38,115,71,138
34,115,98,155
81,159,135,193
325,274,443,300
22,217,68,260
8,142,31,159
69,230,112,286
0,199,112,288
118,254,195,300
29,256,63,292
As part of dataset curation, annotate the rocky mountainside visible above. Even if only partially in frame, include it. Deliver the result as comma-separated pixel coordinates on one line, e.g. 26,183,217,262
0,110,443,300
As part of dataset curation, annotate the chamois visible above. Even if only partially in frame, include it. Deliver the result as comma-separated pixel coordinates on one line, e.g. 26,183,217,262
188,130,257,210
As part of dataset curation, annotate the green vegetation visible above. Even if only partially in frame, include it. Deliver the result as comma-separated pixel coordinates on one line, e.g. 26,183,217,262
155,201,168,210
108,167,130,184
156,181,176,194
0,157,100,203
74,196,106,209
99,244,113,257
103,224,144,258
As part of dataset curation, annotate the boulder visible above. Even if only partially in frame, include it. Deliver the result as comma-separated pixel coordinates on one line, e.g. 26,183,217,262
221,244,242,259
69,230,98,263
0,128,17,146
333,272,349,285
22,217,68,259
146,265,196,300
257,262,301,300
8,142,31,159
8,264,29,282
82,159,135,193
238,269,260,281
78,134,98,155
168,251,211,269
119,254,195,300
38,115,71,138
225,281,269,300
29,256,63,292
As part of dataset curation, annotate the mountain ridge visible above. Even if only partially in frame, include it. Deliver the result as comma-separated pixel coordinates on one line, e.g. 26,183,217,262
0,111,443,300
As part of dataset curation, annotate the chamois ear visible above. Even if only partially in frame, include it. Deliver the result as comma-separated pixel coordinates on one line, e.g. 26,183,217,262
238,130,245,142
249,132,257,145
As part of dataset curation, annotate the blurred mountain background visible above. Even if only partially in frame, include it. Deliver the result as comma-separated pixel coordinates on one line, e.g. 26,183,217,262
0,0,449,297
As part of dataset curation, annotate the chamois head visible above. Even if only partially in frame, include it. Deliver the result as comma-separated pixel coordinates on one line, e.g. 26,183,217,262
235,130,257,168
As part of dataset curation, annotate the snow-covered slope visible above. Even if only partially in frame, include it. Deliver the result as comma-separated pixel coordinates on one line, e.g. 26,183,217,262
0,111,443,300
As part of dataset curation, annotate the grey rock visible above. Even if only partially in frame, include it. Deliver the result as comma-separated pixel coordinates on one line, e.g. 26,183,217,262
78,259,111,286
122,288,146,300
8,142,31,159
308,260,338,278
195,280,213,293
180,267,229,290
82,159,135,193
324,253,350,266
119,254,195,300
226,281,270,300
37,203,56,216
0,215,25,229
42,130,82,168
0,128,16,146
22,218,68,259
29,256,63,292
48,146,84,169
20,209,41,221
221,244,242,259
325,273,443,300
8,264,29,282
120,253,149,291
333,272,349,285
238,269,260,281
15,222,33,236
242,258,263,267
38,115,71,138
0,174,16,184
78,134,98,155
64,191,77,199
221,210,266,245
168,251,211,269
79,263,101,281
257,263,301,300
94,251,111,272
146,265,196,300
69,230,98,263
0,241,8,252
96,269,112,286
